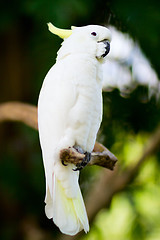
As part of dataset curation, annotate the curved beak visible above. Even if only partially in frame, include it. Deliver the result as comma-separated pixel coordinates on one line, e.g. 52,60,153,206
101,40,110,58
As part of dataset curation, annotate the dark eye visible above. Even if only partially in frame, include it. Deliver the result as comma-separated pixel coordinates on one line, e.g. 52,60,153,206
91,32,97,36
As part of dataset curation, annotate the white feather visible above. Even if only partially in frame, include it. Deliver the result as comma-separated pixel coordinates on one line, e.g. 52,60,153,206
38,24,111,235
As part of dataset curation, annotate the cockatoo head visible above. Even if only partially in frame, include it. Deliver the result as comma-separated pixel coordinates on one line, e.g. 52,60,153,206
48,23,112,61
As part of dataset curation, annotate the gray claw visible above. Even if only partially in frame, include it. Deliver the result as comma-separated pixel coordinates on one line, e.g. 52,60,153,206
73,151,91,171
61,160,68,166
73,166,83,171
73,145,85,154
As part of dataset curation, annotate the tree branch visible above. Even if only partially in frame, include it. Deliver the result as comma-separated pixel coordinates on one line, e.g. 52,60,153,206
0,101,117,170
0,101,38,130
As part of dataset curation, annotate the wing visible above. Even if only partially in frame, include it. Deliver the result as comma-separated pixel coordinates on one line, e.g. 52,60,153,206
38,59,78,191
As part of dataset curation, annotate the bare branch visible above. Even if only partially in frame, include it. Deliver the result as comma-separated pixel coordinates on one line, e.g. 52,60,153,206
0,102,38,130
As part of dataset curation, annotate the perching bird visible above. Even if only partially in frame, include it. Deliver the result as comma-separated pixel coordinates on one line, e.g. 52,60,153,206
38,23,111,235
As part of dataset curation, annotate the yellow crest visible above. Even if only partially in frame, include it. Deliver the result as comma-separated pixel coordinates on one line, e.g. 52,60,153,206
47,22,74,39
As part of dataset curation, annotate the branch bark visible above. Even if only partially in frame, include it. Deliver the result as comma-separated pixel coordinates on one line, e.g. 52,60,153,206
0,102,38,130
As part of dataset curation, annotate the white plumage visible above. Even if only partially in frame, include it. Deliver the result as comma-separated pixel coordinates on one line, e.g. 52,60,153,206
38,24,111,235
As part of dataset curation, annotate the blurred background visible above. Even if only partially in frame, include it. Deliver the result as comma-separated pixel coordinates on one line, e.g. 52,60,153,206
0,0,160,239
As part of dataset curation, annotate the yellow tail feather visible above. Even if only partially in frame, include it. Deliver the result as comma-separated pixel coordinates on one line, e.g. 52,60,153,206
45,172,89,235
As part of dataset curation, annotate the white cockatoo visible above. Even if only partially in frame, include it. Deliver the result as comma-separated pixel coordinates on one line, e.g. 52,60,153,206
38,23,111,235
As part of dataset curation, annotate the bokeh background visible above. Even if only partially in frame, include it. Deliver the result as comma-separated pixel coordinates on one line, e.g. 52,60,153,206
0,0,160,239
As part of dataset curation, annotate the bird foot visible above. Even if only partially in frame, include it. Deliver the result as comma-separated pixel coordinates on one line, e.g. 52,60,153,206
73,151,91,171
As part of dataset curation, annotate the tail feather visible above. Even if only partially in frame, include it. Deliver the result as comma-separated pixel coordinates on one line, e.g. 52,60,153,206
45,169,89,235
73,185,90,234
